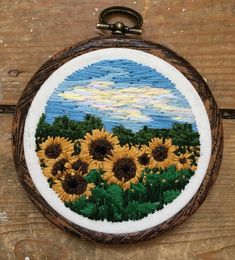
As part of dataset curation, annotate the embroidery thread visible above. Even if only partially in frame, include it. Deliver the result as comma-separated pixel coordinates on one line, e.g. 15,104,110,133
35,59,200,222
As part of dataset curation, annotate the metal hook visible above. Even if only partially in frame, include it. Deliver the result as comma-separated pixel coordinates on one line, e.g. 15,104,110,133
97,6,143,35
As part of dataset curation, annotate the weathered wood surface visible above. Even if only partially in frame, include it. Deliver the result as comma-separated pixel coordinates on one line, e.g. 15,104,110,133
0,115,234,258
0,0,235,258
0,0,235,108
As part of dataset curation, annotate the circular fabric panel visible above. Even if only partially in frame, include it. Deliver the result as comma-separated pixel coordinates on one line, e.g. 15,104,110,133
13,37,223,243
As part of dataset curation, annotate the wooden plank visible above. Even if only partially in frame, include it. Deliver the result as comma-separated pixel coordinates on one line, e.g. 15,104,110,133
1,114,235,258
0,0,235,108
0,0,144,106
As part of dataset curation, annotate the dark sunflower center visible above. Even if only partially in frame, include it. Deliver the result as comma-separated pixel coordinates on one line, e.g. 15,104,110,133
62,175,87,195
113,157,136,182
45,144,62,159
152,145,168,161
138,153,150,166
89,138,113,161
72,159,88,175
52,159,67,176
180,157,187,164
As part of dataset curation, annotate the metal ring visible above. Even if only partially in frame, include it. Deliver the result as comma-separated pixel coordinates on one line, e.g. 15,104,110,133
99,6,143,29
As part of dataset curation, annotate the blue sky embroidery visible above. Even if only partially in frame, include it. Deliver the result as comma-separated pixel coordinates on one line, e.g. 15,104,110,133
45,59,196,131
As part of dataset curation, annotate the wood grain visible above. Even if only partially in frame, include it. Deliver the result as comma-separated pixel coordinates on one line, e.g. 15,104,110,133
12,36,223,243
0,0,234,257
1,115,234,258
0,0,235,108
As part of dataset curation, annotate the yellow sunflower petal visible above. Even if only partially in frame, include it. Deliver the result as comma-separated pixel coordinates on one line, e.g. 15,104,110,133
102,146,143,190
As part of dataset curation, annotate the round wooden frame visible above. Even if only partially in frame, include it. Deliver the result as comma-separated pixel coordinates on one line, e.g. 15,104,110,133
12,36,223,244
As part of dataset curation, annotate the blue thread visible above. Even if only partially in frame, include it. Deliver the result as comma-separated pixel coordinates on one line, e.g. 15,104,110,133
44,59,197,132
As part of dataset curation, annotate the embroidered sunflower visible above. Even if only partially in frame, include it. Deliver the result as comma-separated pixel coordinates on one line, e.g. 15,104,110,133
65,155,93,176
175,153,192,170
80,128,119,169
148,138,178,169
43,157,68,179
52,171,95,202
103,146,143,190
137,145,151,167
37,136,74,163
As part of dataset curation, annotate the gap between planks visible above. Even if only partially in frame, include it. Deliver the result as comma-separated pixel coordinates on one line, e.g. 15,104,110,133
0,104,235,119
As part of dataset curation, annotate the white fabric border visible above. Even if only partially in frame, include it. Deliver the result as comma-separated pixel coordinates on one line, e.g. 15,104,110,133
23,48,211,234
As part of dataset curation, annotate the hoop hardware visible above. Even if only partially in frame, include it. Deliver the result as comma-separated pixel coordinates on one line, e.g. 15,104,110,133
97,6,143,35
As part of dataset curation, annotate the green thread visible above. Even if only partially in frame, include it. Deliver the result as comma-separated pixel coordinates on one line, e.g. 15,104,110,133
65,167,194,222
36,114,103,149
36,114,200,148
37,114,199,222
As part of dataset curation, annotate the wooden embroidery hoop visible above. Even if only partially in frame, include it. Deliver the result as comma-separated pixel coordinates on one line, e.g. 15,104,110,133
12,7,223,244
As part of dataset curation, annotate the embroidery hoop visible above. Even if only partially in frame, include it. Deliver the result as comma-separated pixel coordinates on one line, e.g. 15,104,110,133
12,6,223,243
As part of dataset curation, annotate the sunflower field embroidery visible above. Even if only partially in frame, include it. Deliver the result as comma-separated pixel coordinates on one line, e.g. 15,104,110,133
35,59,200,222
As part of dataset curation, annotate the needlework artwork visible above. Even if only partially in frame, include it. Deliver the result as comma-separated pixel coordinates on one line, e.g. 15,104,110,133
35,58,201,222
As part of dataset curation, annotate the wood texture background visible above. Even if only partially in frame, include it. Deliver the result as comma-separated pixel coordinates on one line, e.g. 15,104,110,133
12,36,223,244
0,0,235,259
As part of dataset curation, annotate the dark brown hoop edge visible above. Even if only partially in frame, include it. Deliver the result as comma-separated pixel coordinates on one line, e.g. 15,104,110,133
12,36,223,244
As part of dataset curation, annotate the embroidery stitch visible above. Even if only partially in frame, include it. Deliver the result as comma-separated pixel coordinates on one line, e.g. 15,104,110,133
35,59,200,222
